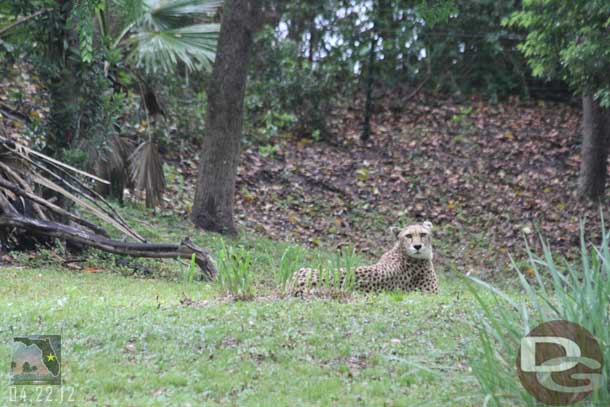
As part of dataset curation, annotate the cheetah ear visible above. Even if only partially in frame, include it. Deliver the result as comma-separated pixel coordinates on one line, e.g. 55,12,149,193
390,226,401,238
422,221,433,231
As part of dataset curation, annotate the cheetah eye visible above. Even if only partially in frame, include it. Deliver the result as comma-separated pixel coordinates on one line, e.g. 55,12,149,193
420,233,428,238
405,234,412,239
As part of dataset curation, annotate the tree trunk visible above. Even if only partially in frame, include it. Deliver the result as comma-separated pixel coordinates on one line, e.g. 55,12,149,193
191,0,262,235
578,96,610,200
45,0,81,157
361,2,378,142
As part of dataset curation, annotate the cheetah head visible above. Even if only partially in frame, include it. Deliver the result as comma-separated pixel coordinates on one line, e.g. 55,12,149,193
391,221,434,260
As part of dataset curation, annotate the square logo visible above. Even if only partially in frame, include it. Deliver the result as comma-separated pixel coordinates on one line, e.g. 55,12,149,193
10,335,61,385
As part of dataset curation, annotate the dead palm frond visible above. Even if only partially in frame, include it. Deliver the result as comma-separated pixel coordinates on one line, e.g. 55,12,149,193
0,135,216,280
75,133,135,201
129,141,166,208
0,135,144,241
107,135,136,176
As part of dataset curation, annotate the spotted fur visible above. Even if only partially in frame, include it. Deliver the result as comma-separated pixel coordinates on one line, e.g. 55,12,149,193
288,222,439,295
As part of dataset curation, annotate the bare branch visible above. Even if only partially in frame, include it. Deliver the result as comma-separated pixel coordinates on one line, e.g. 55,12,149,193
0,161,48,220
0,177,109,237
0,213,217,280
0,191,17,215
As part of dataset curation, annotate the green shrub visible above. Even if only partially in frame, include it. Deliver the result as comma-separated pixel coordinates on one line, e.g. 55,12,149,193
246,27,345,141
467,220,610,406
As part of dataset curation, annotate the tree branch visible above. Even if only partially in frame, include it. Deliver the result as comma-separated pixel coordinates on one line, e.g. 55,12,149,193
0,177,109,237
1,137,142,241
403,73,431,103
0,8,53,38
0,213,217,280
0,161,48,220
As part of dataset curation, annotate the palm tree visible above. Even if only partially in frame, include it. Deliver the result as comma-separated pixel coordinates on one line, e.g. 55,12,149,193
95,0,223,207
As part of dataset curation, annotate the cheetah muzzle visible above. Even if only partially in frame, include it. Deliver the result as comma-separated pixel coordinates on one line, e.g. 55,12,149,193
288,221,439,296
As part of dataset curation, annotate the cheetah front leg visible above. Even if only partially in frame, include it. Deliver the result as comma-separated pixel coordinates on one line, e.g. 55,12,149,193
416,270,439,294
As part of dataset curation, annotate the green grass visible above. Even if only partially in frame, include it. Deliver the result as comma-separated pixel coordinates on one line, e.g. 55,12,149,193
0,266,484,406
215,242,255,299
0,206,534,406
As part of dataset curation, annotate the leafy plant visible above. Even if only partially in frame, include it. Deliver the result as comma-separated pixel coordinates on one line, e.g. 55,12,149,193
69,0,104,63
258,144,279,158
276,245,304,289
467,220,610,406
247,26,344,140
216,242,254,299
5,0,221,207
180,253,198,291
307,246,358,292
334,245,358,291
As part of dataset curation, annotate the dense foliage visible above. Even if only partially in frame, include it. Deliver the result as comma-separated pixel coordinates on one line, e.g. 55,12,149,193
1,0,220,205
3,0,567,146
507,0,610,106
245,0,551,138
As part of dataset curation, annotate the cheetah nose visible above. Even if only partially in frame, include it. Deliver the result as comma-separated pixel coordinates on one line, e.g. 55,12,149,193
413,245,422,251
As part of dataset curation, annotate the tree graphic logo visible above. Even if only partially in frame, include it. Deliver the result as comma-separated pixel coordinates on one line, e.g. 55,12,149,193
516,320,603,405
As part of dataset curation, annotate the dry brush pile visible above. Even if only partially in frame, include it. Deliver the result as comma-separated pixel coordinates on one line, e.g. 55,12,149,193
0,136,215,279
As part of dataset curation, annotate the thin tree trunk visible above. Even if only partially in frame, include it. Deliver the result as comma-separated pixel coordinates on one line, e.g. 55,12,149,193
191,0,262,235
361,4,378,142
308,23,316,63
578,96,610,200
45,0,80,157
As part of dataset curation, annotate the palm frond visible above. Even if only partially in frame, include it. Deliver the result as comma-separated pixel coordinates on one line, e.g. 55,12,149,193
131,25,218,72
129,141,166,208
106,135,136,175
116,0,221,73
13,140,110,185
143,0,222,29
32,174,141,239
0,137,216,278
0,136,145,242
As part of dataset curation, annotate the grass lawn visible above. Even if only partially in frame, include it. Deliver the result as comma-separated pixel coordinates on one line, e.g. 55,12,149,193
0,209,514,406
0,266,487,406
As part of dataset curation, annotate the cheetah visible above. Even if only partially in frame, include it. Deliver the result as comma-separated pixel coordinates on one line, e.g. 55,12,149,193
288,221,439,295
